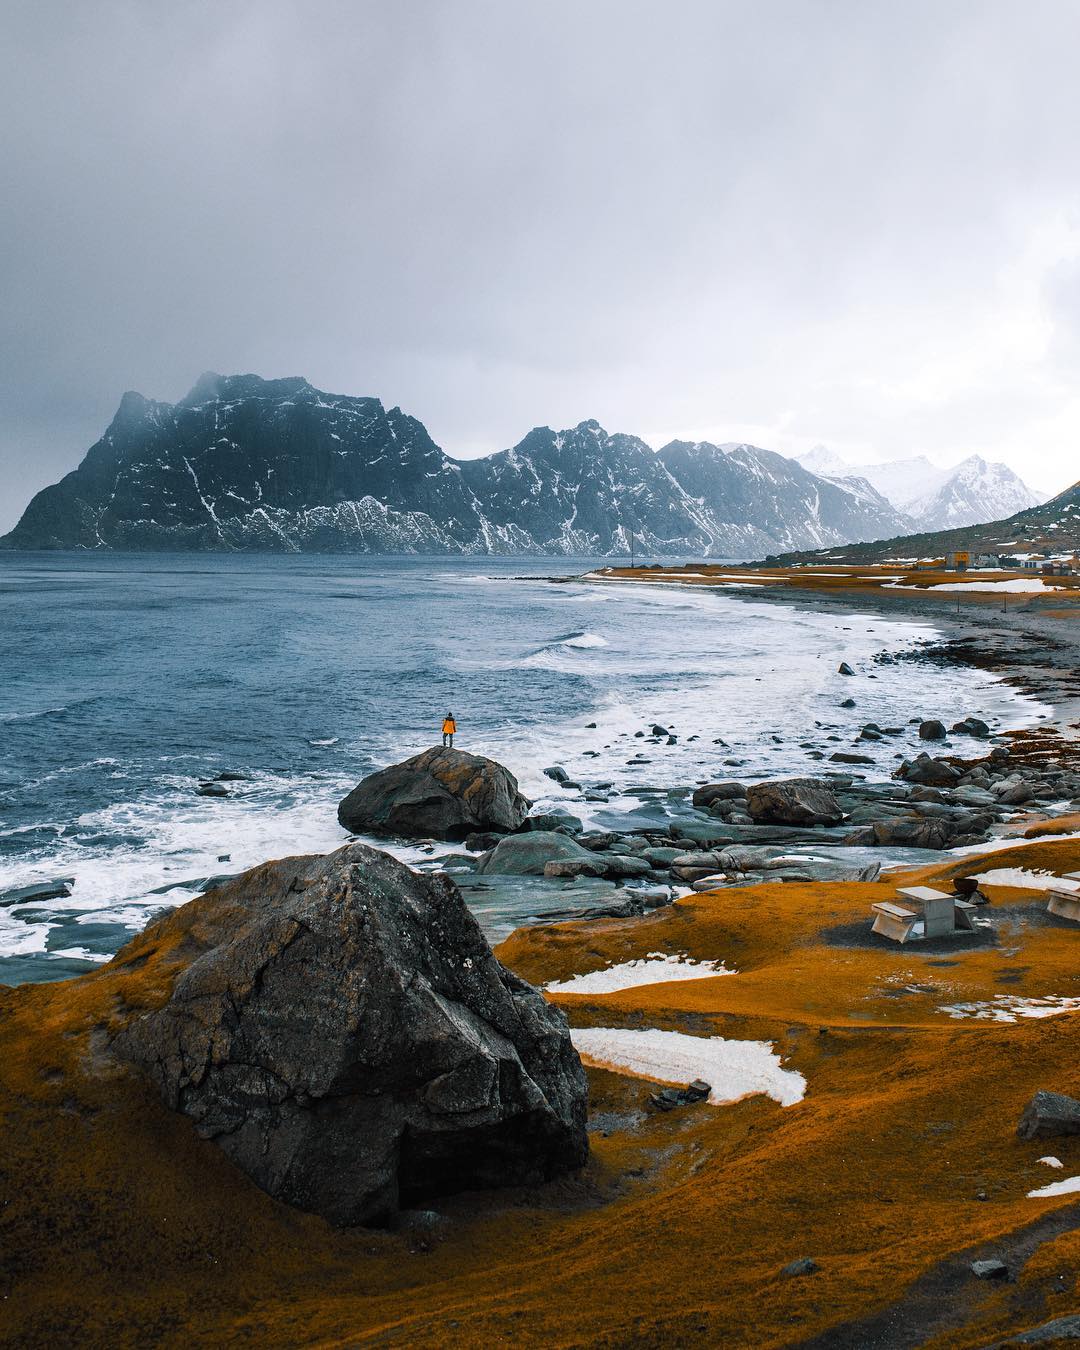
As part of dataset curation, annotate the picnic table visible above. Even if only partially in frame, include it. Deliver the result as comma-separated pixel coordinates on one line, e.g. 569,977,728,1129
871,886,977,944
1047,872,1080,923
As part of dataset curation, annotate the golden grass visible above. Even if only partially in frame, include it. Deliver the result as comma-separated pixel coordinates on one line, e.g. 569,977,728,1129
2,840,1079,1346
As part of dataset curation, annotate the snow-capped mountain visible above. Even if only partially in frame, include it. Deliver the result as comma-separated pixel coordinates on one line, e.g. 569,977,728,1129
656,441,906,552
795,448,1043,529
753,476,1080,567
0,374,913,555
905,455,1045,530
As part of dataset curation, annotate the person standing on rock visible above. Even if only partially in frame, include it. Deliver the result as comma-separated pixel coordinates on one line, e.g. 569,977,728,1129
442,712,457,748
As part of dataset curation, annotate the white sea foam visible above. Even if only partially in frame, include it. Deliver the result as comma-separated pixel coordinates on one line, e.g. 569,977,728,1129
547,953,734,994
570,1026,806,1106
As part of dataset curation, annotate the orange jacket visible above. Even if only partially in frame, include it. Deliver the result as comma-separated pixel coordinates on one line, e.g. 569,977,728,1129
442,718,456,734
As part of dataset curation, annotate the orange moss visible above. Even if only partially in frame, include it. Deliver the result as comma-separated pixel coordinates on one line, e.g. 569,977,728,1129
2,840,1079,1346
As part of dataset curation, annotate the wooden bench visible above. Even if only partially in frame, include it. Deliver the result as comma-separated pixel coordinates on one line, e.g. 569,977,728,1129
1048,889,1080,924
871,901,918,943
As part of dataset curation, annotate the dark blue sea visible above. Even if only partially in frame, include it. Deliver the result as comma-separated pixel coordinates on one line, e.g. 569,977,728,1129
0,553,1044,983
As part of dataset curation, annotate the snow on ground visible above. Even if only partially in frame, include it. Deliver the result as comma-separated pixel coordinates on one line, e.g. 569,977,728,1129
547,953,734,995
569,1026,806,1106
1028,1176,1080,1199
1039,1157,1064,1168
885,578,1058,594
972,868,1080,891
940,995,1080,1023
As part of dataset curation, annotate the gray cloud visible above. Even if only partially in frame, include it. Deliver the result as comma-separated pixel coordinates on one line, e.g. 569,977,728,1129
2,0,1079,531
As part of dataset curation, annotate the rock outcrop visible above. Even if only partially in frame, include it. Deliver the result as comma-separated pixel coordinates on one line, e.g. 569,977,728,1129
1017,1090,1080,1140
745,778,844,827
337,747,531,841
114,842,588,1227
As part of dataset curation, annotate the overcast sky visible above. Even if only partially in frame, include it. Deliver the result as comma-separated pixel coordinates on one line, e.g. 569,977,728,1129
2,0,1079,532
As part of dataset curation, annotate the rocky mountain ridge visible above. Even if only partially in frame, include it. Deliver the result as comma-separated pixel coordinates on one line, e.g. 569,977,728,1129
1,373,910,556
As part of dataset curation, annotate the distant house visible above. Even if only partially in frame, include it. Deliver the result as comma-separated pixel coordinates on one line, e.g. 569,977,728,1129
1041,559,1074,575
974,553,1000,568
945,550,970,572
1021,555,1046,571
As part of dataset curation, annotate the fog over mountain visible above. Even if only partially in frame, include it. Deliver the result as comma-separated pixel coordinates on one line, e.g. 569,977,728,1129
795,448,1044,531
0,374,911,557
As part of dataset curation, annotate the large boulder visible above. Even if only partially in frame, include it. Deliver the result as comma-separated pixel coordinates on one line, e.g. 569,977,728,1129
745,777,844,827
337,747,530,841
114,842,587,1227
1017,1090,1080,1140
475,830,595,876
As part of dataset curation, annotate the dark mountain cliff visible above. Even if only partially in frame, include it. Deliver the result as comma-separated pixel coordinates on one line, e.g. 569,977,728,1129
2,373,914,556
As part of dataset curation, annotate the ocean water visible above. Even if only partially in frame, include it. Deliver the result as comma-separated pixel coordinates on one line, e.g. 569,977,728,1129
0,553,1046,983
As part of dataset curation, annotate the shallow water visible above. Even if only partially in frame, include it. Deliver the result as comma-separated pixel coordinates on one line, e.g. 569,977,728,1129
0,553,1047,982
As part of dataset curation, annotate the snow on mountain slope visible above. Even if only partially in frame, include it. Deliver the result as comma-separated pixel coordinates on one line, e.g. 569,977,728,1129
796,447,1044,529
905,455,1044,530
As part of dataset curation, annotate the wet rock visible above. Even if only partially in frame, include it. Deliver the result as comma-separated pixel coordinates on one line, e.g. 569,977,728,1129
1017,1090,1080,1140
197,782,230,797
897,754,961,788
543,858,608,880
1,877,75,905
476,831,596,876
831,751,875,765
213,769,250,782
952,717,991,738
337,748,530,842
746,778,844,827
115,843,587,1227
838,662,855,676
464,831,503,853
691,782,747,809
871,817,952,850
919,720,947,741
543,766,570,783
990,746,1010,763
517,812,584,835
840,697,856,708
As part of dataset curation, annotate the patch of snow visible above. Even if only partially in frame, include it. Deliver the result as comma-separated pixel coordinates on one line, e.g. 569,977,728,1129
972,868,1080,891
547,953,734,994
1039,1156,1064,1168
1028,1176,1080,1198
569,1026,806,1106
940,995,1080,1023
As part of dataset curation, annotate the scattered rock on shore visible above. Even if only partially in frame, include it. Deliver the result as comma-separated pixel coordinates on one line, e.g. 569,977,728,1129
476,831,595,876
746,778,844,827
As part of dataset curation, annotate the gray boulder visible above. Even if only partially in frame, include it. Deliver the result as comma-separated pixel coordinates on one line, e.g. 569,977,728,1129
746,777,844,827
476,830,594,876
898,754,961,788
1017,1090,1080,1140
114,842,587,1227
919,720,948,741
953,717,991,738
337,747,530,841
872,817,952,850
